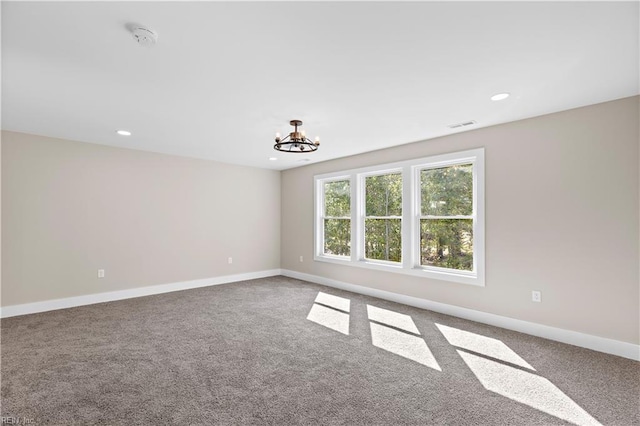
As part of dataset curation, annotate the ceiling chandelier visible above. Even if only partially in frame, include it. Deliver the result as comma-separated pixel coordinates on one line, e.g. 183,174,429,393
274,120,320,153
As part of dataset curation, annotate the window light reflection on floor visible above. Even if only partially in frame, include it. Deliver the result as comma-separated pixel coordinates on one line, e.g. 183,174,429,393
315,292,351,312
370,322,442,371
367,304,441,371
306,296,602,425
367,305,420,334
458,350,602,426
306,292,351,335
435,322,600,426
435,323,535,370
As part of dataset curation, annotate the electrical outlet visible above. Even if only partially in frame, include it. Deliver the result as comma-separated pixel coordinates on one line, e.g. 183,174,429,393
228,257,233,264
97,269,105,279
532,290,541,303
299,256,304,263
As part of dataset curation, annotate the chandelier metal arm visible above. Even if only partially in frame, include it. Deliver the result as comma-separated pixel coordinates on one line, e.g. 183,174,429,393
273,119,320,153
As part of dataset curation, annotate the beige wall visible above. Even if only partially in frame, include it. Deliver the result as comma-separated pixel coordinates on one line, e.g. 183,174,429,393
2,131,281,306
1,135,2,310
281,96,640,345
2,97,638,345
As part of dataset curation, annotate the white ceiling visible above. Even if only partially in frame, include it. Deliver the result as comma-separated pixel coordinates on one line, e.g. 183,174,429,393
2,2,638,170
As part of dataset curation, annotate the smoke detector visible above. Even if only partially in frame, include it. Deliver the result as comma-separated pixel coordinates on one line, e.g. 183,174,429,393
131,26,158,47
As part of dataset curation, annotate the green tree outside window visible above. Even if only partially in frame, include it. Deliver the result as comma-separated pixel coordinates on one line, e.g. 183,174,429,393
323,180,351,256
364,173,402,262
420,164,473,271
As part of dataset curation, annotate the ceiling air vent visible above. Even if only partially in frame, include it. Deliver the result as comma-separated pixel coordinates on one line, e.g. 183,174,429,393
448,120,476,129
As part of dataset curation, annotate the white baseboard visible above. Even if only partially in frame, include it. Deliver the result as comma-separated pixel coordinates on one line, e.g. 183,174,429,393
0,269,282,318
281,269,640,361
4,268,637,361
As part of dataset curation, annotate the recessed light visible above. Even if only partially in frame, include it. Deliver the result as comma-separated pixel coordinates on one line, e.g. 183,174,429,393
490,93,510,101
269,157,278,161
116,130,132,136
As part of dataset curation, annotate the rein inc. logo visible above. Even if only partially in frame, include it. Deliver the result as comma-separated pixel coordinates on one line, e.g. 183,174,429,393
1,417,35,425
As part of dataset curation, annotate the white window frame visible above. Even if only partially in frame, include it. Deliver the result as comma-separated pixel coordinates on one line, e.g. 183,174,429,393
314,148,485,287
359,168,403,266
316,175,353,260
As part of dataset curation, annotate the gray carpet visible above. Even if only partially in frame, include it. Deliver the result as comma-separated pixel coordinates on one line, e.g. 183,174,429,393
1,276,638,425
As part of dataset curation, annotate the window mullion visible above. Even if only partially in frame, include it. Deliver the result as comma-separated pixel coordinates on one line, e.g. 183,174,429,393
351,174,360,263
402,166,413,270
315,178,323,258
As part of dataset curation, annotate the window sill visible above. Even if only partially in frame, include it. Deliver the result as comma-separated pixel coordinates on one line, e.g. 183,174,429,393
314,254,484,287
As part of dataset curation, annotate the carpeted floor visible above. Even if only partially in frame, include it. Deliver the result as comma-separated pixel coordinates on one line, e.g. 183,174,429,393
1,276,638,425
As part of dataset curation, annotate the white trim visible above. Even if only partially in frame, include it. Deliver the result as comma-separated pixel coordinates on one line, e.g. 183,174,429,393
315,175,353,261
401,166,413,271
351,173,359,263
280,269,640,361
314,254,481,286
0,269,282,318
360,170,403,264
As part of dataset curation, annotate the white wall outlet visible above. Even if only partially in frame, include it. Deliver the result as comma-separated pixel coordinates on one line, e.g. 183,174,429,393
299,255,304,263
97,269,105,279
228,257,233,264
532,290,541,303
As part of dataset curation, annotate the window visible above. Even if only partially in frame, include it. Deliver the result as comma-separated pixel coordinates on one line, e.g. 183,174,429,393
363,172,402,263
321,178,351,257
420,164,473,271
315,148,484,286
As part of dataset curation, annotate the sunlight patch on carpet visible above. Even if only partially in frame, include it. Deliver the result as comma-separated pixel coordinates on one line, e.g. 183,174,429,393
307,303,350,335
315,292,351,312
370,322,441,371
367,305,421,335
458,350,602,426
436,323,534,370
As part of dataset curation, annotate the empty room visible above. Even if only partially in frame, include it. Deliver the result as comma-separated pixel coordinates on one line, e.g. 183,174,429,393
1,1,638,425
